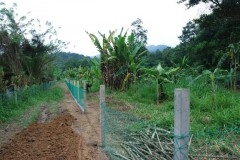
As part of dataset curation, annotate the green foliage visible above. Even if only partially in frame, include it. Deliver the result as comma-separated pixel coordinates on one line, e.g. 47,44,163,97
104,56,238,130
166,0,240,70
63,58,91,70
55,52,91,72
0,3,66,88
190,68,230,110
161,22,239,91
62,58,102,92
0,83,63,122
227,42,240,91
0,66,4,92
87,28,147,90
81,4,240,158
89,58,102,87
144,50,163,68
178,20,197,43
131,18,148,45
108,76,240,131
142,63,179,104
178,0,221,9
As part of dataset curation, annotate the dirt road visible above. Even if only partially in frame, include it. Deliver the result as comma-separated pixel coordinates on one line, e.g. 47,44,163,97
0,83,109,160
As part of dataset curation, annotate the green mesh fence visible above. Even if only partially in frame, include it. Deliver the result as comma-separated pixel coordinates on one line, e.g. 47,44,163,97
100,102,147,160
0,81,56,108
189,126,240,159
100,102,240,160
65,79,86,112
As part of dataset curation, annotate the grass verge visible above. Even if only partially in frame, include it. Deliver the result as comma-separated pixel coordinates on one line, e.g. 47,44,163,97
0,84,64,125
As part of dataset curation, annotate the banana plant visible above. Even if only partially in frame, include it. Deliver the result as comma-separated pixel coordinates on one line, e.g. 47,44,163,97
142,63,179,104
217,42,240,91
86,30,119,88
0,66,5,92
228,43,240,92
63,68,78,80
113,33,148,92
87,28,147,90
90,58,101,86
191,68,229,111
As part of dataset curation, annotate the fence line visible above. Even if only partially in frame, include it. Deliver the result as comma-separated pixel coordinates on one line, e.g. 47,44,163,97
99,86,240,159
65,79,86,112
0,81,56,107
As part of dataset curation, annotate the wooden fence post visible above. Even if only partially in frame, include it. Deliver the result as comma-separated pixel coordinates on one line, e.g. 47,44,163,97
174,88,190,160
100,85,105,147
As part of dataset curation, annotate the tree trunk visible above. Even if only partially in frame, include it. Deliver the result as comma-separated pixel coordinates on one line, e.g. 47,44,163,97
133,73,136,94
157,79,165,104
158,83,164,103
156,79,159,105
233,68,237,92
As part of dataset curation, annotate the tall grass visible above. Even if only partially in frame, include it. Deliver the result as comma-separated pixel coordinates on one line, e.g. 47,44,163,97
107,76,240,132
0,84,63,123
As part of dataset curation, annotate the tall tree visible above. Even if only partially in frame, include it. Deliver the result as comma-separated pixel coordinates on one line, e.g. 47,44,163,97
178,0,221,8
178,20,198,44
0,3,66,87
131,18,148,45
176,0,240,68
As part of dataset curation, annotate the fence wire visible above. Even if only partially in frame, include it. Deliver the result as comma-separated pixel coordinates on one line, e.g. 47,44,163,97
0,81,56,107
100,102,240,160
65,80,86,112
189,126,240,160
100,102,146,160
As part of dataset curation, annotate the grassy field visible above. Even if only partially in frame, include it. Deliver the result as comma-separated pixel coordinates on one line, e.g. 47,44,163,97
106,77,240,132
101,77,240,158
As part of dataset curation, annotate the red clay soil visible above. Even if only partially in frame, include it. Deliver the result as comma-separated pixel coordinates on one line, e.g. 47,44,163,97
0,113,79,160
0,83,108,160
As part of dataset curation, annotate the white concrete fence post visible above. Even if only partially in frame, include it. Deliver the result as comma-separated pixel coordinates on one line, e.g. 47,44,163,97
77,80,79,102
174,88,190,160
100,85,105,147
73,80,76,97
83,81,87,113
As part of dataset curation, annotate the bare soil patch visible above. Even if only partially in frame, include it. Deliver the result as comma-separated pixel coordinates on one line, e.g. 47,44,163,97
0,83,108,160
0,113,79,160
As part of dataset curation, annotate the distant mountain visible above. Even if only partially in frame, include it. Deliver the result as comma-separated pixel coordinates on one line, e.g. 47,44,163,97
54,52,91,70
146,45,169,52
56,52,90,61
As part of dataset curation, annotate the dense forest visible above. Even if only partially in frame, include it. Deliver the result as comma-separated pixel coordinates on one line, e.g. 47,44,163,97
151,0,240,69
0,2,67,91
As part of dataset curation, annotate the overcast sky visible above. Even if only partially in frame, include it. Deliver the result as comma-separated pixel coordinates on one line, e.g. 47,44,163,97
2,0,210,56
